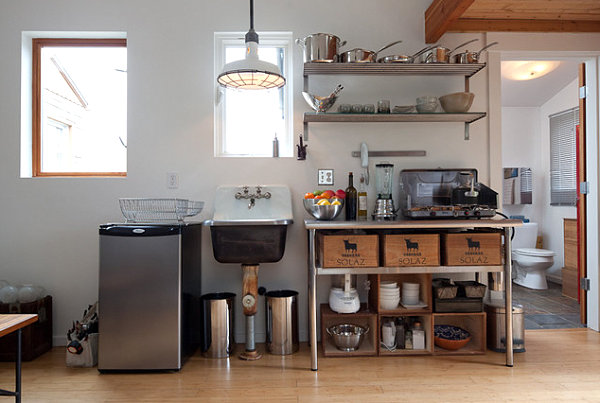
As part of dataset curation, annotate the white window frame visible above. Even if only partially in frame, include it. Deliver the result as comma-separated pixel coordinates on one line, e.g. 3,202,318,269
214,32,293,158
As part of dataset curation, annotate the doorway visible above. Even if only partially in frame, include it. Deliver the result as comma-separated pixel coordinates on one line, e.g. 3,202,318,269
499,57,587,329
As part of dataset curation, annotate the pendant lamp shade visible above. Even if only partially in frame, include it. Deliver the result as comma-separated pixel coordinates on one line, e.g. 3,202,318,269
217,0,286,90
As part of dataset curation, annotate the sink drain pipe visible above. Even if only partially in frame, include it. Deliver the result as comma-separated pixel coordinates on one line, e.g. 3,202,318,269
240,264,262,360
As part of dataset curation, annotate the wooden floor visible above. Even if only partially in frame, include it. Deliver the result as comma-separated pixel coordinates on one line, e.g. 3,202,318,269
1,329,600,402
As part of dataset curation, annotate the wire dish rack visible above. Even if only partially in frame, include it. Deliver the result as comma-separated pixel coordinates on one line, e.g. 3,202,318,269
119,198,204,222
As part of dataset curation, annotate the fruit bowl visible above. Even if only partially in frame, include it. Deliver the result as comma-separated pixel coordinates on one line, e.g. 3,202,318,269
303,198,344,220
434,325,471,350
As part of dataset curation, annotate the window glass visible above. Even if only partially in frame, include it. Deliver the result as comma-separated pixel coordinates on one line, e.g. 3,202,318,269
215,33,292,157
34,39,127,176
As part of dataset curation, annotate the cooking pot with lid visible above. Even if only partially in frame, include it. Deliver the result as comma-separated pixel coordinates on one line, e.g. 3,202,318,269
296,33,346,63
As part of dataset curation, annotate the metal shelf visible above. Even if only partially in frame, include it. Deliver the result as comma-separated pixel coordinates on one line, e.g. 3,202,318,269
304,112,486,124
303,63,486,78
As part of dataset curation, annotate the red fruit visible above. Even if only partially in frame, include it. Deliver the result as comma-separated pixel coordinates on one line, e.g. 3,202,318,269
321,190,335,199
335,189,346,199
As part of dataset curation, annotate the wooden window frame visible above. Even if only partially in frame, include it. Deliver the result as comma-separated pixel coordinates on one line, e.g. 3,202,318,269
32,38,127,177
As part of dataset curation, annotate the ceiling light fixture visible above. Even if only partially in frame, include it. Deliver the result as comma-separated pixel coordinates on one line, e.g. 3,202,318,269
217,0,286,90
502,61,561,81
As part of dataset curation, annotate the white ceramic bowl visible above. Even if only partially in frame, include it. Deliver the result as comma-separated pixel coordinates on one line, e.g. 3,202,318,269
402,296,419,305
380,281,398,289
439,92,474,113
380,299,400,310
402,282,420,289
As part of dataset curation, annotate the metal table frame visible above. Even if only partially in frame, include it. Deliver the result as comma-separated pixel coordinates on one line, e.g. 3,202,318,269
306,219,522,371
0,314,38,403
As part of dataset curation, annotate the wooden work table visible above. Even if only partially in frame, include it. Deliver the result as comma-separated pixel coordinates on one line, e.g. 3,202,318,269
305,218,522,371
0,314,38,403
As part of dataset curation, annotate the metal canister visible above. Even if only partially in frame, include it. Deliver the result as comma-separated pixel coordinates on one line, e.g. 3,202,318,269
265,290,299,355
484,302,525,353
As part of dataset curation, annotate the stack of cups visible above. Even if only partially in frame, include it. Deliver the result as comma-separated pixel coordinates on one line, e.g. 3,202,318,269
379,281,400,310
402,282,420,305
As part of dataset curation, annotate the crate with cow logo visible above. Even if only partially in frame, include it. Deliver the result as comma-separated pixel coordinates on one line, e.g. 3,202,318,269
441,232,502,266
320,234,379,268
382,234,440,267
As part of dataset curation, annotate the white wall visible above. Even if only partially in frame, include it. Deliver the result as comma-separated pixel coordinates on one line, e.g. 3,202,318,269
539,79,579,279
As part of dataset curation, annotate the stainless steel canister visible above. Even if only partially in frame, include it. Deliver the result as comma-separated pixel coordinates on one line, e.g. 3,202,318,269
296,33,346,63
265,290,299,355
200,292,236,358
484,302,525,353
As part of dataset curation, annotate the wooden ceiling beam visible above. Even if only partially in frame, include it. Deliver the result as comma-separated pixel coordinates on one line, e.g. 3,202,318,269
425,0,475,43
448,18,600,33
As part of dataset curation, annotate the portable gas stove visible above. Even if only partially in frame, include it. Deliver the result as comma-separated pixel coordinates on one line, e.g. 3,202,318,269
399,169,498,219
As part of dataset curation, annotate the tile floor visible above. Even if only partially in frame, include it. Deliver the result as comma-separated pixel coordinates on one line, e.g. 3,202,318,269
512,281,584,329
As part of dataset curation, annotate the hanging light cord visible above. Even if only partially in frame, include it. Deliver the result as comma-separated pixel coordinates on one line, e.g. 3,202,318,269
246,0,258,43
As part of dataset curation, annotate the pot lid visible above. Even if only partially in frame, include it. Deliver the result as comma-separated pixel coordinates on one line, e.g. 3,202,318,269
513,247,555,257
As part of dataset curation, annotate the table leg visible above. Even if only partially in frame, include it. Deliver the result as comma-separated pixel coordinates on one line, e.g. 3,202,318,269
504,227,514,367
308,229,318,371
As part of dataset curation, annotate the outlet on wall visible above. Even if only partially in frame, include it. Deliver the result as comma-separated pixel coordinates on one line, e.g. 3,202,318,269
318,169,334,186
167,172,179,189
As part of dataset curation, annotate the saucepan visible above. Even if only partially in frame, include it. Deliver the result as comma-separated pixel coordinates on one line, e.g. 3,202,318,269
296,33,346,63
377,45,435,64
339,40,403,63
418,39,479,64
452,42,499,64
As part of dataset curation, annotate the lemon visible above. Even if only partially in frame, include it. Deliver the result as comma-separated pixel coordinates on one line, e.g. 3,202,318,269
331,200,341,206
317,199,331,206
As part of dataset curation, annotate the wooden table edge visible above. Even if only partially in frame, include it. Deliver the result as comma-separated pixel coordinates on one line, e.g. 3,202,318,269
0,314,39,338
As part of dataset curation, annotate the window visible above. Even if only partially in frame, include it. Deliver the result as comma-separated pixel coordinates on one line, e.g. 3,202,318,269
214,33,292,157
32,38,127,176
549,107,579,206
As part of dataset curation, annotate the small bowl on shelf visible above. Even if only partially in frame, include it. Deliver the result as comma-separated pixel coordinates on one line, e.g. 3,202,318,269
327,324,369,351
303,198,344,220
434,325,471,350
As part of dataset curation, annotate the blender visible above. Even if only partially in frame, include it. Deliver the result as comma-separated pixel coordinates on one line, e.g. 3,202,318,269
372,162,397,220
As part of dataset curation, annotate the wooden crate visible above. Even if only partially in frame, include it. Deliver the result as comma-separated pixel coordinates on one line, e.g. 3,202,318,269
320,304,377,357
442,232,502,266
320,234,379,268
433,312,486,355
378,314,433,356
382,234,440,267
0,296,52,361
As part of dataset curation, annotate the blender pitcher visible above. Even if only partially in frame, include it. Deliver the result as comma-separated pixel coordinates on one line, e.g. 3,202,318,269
373,162,397,220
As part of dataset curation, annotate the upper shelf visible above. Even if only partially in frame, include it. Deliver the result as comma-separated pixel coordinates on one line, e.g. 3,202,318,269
304,112,487,124
303,63,486,78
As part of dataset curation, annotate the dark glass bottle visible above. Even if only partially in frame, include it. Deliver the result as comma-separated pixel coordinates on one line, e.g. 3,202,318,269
345,172,358,220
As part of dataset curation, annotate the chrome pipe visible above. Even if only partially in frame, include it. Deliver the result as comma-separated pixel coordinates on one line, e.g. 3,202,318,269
245,315,255,352
504,227,514,367
308,229,318,370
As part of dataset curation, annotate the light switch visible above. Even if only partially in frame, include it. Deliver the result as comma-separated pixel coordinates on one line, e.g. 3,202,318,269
167,172,179,189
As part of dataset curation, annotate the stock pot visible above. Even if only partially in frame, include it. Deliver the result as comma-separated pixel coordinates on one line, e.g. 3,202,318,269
296,33,346,63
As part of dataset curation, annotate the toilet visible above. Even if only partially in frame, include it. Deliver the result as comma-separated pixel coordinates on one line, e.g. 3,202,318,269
512,222,555,289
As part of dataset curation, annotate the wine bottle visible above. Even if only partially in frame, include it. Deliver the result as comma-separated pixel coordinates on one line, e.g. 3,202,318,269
358,174,367,220
345,172,358,220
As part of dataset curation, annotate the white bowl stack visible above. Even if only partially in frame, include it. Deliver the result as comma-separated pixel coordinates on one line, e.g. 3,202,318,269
380,281,400,310
402,282,420,305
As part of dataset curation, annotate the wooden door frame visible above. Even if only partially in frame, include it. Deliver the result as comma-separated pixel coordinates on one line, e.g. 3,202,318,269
577,63,587,325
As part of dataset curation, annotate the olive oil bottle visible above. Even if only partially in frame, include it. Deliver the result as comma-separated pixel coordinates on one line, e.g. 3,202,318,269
357,174,368,220
345,172,358,220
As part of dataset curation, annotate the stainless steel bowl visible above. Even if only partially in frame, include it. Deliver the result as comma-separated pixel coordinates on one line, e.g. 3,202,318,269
303,198,344,220
327,324,369,351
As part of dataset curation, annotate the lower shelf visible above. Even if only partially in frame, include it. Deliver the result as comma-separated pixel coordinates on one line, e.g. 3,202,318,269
320,304,378,357
433,312,486,355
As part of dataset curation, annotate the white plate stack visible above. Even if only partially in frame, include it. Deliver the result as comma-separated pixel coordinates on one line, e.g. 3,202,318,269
380,281,400,310
402,282,420,305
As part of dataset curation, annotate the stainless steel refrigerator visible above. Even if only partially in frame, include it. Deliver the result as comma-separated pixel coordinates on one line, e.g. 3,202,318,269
98,222,202,371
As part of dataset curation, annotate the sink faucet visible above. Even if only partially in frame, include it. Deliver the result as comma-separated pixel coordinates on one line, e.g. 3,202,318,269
235,186,271,209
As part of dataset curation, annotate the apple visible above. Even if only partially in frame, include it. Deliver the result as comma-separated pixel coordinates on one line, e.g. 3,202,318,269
321,190,335,199
335,189,346,199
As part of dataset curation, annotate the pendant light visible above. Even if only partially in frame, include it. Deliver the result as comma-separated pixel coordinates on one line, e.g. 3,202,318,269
217,0,286,90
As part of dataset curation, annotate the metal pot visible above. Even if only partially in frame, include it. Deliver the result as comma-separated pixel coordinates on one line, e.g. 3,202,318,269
377,46,434,64
419,39,479,64
339,40,403,63
452,41,499,64
296,33,346,63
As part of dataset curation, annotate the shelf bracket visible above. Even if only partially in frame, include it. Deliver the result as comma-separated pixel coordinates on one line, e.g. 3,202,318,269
464,123,470,141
